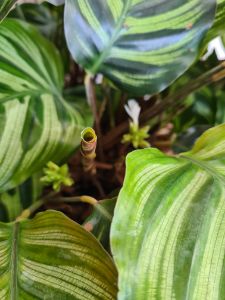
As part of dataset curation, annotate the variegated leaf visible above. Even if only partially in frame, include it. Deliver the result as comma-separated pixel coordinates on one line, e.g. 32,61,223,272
0,0,16,22
64,0,216,95
0,19,88,192
111,124,225,299
0,210,118,299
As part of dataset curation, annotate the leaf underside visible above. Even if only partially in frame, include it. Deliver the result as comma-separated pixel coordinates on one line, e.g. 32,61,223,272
111,123,225,300
64,0,216,95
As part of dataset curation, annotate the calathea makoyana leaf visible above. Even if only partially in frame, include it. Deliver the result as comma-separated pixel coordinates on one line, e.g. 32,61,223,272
111,123,225,300
0,19,88,192
0,0,16,22
64,0,216,95
0,210,118,299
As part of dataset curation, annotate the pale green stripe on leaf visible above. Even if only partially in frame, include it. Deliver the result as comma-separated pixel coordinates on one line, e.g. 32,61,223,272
0,210,117,299
0,19,89,192
111,124,225,300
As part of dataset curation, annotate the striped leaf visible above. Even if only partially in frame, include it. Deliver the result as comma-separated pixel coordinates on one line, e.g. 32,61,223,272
111,123,225,300
0,0,16,22
205,0,225,42
0,19,88,192
64,0,216,95
0,173,43,222
0,210,118,299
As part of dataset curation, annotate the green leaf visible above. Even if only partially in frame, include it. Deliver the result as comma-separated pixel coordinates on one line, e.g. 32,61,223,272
111,123,225,300
0,210,118,299
8,3,59,39
84,198,116,251
0,19,87,192
205,0,225,42
0,173,43,222
64,0,216,95
0,0,16,22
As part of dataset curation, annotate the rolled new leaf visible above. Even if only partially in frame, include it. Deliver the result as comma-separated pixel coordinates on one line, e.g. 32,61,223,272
81,127,97,174
111,123,225,300
0,210,118,299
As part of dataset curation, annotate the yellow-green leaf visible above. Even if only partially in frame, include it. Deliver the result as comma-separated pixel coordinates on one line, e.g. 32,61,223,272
111,123,225,300
0,210,118,299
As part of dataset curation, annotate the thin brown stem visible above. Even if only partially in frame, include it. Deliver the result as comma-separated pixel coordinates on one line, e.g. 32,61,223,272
103,63,225,150
85,74,105,160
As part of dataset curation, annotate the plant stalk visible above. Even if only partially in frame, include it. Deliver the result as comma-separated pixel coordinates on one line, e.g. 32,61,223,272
102,63,225,150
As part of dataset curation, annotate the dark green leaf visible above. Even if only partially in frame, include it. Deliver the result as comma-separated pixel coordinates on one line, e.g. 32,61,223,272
0,0,16,22
0,173,43,222
9,3,59,39
64,0,216,95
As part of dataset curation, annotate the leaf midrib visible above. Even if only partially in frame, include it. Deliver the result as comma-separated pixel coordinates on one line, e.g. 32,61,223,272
181,155,225,184
90,0,132,74
10,221,20,300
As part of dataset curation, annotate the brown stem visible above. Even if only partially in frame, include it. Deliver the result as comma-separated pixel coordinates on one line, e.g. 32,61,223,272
103,63,225,150
85,74,105,160
95,161,113,170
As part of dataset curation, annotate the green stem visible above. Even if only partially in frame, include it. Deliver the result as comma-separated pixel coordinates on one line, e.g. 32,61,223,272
16,191,58,221
59,196,98,206
16,193,98,221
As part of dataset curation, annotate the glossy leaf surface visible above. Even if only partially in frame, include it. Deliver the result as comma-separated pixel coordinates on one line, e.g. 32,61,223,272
0,210,118,299
0,19,87,192
64,0,216,95
111,124,225,299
